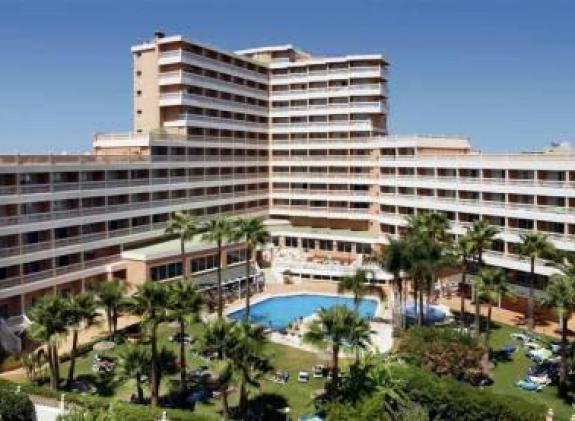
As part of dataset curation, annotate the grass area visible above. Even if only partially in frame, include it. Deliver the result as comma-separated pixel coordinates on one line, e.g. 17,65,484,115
14,321,325,419
487,323,572,421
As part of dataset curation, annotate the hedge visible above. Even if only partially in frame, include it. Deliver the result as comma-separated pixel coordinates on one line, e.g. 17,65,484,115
389,365,546,421
0,379,217,421
0,387,35,421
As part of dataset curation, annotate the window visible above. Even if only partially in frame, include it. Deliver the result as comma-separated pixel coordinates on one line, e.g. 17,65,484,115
150,262,182,281
136,70,142,77
356,243,372,255
226,249,247,264
136,90,142,96
302,238,315,250
272,236,279,247
319,240,332,251
285,236,298,247
336,241,352,253
137,110,142,115
190,254,217,273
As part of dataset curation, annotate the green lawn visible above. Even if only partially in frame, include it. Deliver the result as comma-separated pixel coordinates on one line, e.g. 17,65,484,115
486,323,573,421
32,321,325,419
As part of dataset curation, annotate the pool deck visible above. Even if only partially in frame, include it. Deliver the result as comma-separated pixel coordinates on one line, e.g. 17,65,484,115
225,281,394,354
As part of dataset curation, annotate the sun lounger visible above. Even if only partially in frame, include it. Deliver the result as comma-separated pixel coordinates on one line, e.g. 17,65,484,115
313,365,324,378
516,379,543,392
298,371,310,383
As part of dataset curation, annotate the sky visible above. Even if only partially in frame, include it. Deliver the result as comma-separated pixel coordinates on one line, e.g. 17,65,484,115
0,0,573,153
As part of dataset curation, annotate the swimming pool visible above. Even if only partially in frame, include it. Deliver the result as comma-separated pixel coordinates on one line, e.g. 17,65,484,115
404,302,448,324
227,294,378,329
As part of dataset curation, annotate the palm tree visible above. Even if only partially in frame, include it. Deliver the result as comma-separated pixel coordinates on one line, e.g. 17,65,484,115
93,279,125,336
337,269,370,311
27,294,69,389
475,268,512,347
166,279,203,396
127,281,169,406
117,344,151,403
455,233,474,327
375,238,408,330
540,272,575,394
235,218,271,319
228,322,270,420
346,313,373,364
404,237,435,325
303,305,361,398
64,292,99,388
468,220,499,336
519,232,555,331
165,212,200,282
202,217,235,317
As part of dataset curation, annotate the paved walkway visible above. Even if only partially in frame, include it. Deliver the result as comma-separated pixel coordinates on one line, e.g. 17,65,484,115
438,294,567,339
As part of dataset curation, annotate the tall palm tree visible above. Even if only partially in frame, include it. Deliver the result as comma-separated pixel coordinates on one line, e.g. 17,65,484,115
117,344,151,403
475,268,512,347
64,292,99,388
27,294,69,390
229,322,270,420
235,217,271,319
346,313,373,364
519,232,555,331
455,233,474,327
468,220,499,336
166,279,203,396
372,238,408,329
127,281,169,406
540,272,575,394
165,212,200,282
93,279,125,336
202,217,235,317
404,237,435,325
303,305,362,398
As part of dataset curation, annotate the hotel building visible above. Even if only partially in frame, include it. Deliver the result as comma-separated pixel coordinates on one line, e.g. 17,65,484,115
0,33,573,347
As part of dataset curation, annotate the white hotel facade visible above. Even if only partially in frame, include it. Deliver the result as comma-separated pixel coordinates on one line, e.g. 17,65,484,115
0,33,573,333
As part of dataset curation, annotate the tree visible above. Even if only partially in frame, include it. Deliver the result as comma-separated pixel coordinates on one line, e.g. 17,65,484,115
475,268,512,347
228,322,271,420
127,281,169,406
303,305,362,398
519,232,555,331
93,279,125,336
234,217,270,319
346,313,373,364
202,217,235,317
64,292,99,388
27,294,69,389
337,269,370,311
454,233,474,327
468,220,499,336
373,238,408,330
404,237,436,325
117,344,151,403
540,272,575,394
166,279,203,396
165,211,200,282
0,388,36,421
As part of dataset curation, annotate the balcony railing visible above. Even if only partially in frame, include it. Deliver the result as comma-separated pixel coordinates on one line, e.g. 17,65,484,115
159,92,267,113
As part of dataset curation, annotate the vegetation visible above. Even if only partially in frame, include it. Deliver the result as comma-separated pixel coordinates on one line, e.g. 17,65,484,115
165,211,201,282
0,388,35,421
93,279,125,337
454,232,474,327
520,232,555,330
475,268,513,347
397,326,485,384
234,217,271,318
201,217,235,317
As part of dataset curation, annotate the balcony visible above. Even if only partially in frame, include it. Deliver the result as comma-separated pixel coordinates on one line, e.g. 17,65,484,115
159,92,268,116
270,119,377,133
270,84,386,100
158,51,268,84
165,114,268,133
271,66,388,82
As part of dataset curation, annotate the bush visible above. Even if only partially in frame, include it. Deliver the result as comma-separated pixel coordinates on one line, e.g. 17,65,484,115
398,326,485,383
0,388,35,421
389,365,545,421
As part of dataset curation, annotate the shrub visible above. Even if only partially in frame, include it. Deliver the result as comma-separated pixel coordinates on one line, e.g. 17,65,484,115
0,388,35,421
389,365,545,421
397,326,485,383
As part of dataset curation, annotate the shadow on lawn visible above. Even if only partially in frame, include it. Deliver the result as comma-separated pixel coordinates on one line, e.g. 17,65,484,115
249,393,290,420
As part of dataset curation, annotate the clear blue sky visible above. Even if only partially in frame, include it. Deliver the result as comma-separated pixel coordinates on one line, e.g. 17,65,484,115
0,0,573,153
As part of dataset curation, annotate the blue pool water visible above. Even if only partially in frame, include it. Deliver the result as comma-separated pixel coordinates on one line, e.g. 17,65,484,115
227,294,378,329
404,302,447,323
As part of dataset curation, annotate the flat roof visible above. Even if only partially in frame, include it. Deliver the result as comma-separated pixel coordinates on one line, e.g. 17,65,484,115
122,237,235,261
268,224,379,242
